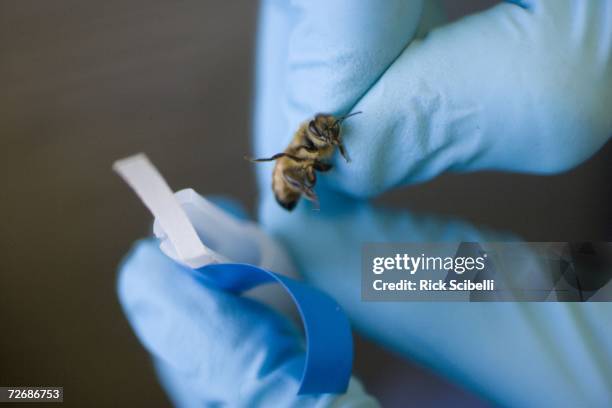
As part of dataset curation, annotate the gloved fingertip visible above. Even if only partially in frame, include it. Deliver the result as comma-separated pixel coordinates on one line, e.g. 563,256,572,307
284,0,424,122
117,239,159,298
118,238,168,272
116,239,183,318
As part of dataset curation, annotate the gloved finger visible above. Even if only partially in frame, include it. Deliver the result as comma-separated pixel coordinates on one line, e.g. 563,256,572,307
254,0,435,162
321,0,612,196
258,192,612,407
117,240,378,407
284,0,423,122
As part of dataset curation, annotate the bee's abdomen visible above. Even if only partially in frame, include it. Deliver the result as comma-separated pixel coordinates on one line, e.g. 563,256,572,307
275,195,298,211
272,161,300,211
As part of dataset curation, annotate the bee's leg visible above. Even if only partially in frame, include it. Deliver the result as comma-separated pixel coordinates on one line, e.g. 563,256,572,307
244,152,285,162
245,152,307,163
306,166,317,185
300,185,320,210
313,161,333,172
337,143,351,163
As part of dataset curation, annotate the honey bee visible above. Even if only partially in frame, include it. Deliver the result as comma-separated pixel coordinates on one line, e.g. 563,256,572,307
247,111,361,211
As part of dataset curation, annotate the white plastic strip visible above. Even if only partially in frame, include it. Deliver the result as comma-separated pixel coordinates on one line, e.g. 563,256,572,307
113,154,214,268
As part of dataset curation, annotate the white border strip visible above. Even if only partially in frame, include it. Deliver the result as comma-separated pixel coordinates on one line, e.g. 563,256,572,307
113,153,213,268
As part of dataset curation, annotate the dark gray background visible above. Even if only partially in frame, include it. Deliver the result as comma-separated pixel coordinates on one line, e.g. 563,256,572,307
1,1,609,407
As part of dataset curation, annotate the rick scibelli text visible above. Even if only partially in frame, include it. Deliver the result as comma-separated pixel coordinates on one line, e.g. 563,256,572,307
373,279,496,292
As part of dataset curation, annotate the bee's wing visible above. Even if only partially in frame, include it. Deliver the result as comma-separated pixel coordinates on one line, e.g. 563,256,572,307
284,172,319,206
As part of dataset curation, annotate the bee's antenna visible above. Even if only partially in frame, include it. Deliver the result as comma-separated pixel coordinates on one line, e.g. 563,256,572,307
333,111,362,127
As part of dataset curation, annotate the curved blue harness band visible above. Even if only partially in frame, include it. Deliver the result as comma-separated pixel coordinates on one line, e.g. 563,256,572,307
196,263,353,395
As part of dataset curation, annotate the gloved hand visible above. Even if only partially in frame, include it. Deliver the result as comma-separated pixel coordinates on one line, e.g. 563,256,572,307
253,0,612,406
118,236,378,408
254,0,611,196
257,189,612,407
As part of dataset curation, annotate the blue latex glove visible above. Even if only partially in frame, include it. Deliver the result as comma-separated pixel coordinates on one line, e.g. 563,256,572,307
253,0,612,406
254,0,611,196
118,192,378,408
257,191,612,407
117,207,379,407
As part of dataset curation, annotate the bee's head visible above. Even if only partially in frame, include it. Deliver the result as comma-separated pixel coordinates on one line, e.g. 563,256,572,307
308,114,338,144
308,111,361,145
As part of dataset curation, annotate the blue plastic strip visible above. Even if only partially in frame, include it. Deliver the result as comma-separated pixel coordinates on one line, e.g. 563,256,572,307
196,263,353,395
